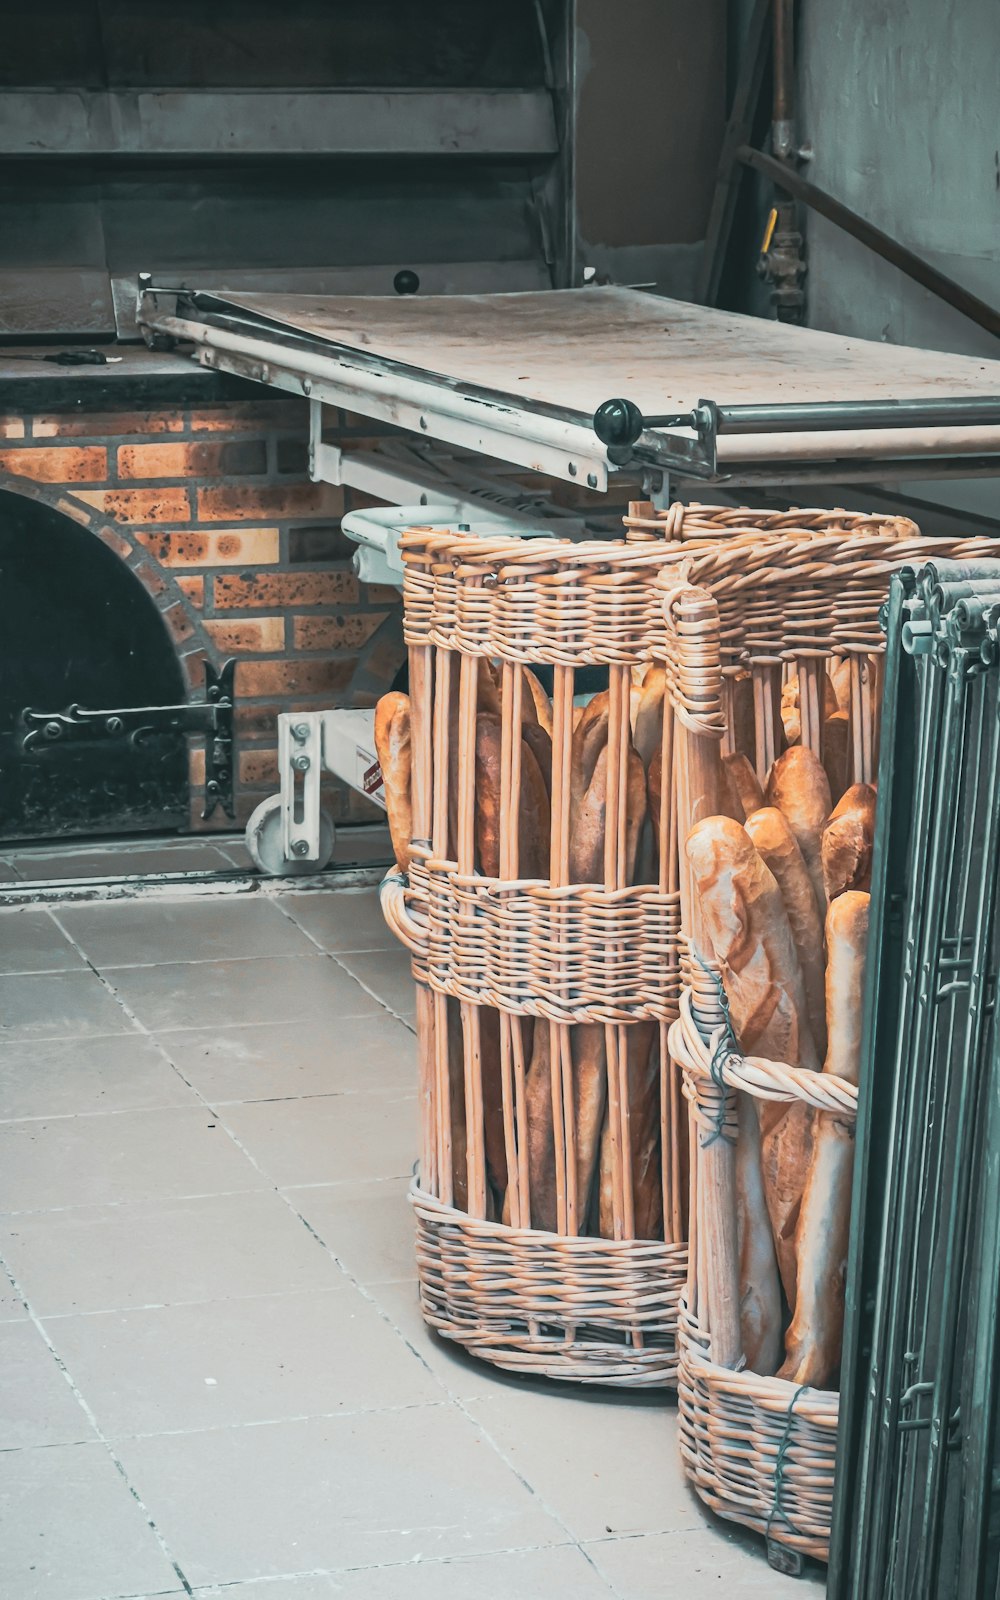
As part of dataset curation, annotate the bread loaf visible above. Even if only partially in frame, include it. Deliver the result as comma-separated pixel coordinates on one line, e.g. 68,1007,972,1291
632,666,666,770
736,1090,783,1374
744,806,827,1058
374,691,413,874
781,671,839,746
765,745,832,918
722,753,765,821
821,783,877,901
823,710,850,804
598,1022,662,1239
474,714,550,879
779,891,870,1388
520,667,553,735
830,656,852,712
685,815,820,1303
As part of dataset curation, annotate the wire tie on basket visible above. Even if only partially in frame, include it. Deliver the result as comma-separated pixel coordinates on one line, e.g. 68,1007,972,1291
693,953,737,1147
764,1383,809,1543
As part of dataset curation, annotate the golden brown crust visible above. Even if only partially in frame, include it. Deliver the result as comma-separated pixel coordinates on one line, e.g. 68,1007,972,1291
598,1022,662,1240
736,1091,783,1374
519,666,553,735
685,815,820,1302
780,671,839,746
821,783,877,901
374,691,413,874
722,753,765,821
779,891,870,1387
765,745,833,918
744,806,827,1058
632,666,666,770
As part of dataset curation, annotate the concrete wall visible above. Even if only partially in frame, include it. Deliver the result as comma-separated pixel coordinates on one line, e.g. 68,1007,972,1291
798,0,1000,516
800,0,1000,359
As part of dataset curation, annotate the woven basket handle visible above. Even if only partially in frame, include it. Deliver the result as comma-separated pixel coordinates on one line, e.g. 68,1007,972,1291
379,869,427,957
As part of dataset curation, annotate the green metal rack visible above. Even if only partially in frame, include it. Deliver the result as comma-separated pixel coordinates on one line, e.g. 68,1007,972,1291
830,558,1000,1599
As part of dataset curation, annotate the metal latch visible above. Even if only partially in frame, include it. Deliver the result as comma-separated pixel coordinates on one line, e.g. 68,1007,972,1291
20,658,237,820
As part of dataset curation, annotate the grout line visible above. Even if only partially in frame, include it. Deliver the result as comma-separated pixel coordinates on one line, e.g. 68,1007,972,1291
273,897,417,1033
0,1253,195,1597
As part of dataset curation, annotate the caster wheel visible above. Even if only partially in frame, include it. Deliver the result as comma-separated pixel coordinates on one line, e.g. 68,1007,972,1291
244,794,335,877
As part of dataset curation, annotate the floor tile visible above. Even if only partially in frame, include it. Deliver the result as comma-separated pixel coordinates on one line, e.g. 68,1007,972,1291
56,896,318,970
466,1384,695,1542
0,909,84,974
283,888,398,953
190,1545,613,1598
366,1279,508,1404
0,1106,264,1214
218,1091,418,1188
287,1176,415,1285
0,858,19,883
0,1280,29,1321
0,1034,197,1122
333,825,394,866
334,947,417,1020
0,1191,342,1316
0,968,134,1040
0,1321,95,1448
585,1527,827,1596
0,1441,179,1600
47,1284,442,1438
158,1013,416,1104
8,843,237,882
104,954,383,1031
116,1405,563,1586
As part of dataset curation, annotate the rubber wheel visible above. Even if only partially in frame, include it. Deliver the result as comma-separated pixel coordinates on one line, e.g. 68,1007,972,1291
244,794,335,877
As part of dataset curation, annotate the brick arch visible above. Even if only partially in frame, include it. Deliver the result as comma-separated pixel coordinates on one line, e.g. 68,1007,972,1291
0,470,218,692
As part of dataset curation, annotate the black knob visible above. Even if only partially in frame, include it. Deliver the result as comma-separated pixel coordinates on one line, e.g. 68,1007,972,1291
393,270,420,296
593,397,645,449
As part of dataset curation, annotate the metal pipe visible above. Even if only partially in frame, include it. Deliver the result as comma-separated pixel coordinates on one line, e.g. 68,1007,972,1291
771,0,795,160
738,146,1000,339
713,396,1000,434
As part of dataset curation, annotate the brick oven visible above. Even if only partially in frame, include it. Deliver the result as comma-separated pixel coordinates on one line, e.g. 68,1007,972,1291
0,365,403,841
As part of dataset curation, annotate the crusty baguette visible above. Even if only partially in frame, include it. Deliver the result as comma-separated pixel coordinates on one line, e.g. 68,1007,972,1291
779,891,869,1387
522,721,553,801
736,1090,784,1374
823,710,850,804
519,667,553,735
765,745,832,919
821,783,877,901
781,670,839,747
632,666,666,770
567,730,611,1222
745,806,827,1058
722,753,765,821
374,691,413,874
829,656,852,712
571,691,611,818
474,714,550,879
685,815,820,1305
598,1022,662,1239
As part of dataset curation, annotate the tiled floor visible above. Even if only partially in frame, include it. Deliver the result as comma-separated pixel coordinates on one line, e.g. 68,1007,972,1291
0,884,825,1600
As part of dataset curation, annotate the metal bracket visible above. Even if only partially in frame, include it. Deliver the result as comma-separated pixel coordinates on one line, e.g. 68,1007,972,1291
20,658,237,821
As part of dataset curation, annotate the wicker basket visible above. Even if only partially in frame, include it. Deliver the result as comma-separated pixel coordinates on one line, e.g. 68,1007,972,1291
383,523,696,1384
631,505,997,1563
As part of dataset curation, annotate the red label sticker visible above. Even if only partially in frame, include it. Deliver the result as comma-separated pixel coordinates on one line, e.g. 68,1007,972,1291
362,758,384,796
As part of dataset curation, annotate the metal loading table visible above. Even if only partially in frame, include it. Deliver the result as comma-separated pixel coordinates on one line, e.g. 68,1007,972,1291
135,282,1000,870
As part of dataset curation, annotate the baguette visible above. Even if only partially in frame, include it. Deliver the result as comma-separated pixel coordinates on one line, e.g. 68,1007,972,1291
780,891,870,1387
781,671,839,747
722,753,765,821
745,806,827,1058
374,691,413,874
598,1022,662,1239
821,783,877,901
736,1090,784,1374
632,666,666,770
823,710,850,804
519,667,553,736
765,745,832,919
830,656,852,712
685,816,820,1304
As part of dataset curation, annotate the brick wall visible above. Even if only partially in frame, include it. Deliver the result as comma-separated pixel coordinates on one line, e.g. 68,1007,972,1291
0,396,404,832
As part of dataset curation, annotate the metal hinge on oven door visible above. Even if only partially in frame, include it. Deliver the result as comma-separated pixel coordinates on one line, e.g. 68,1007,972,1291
20,659,238,820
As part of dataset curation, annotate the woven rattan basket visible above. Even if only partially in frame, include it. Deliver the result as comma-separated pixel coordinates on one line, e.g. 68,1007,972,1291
383,523,694,1384
623,505,997,1564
